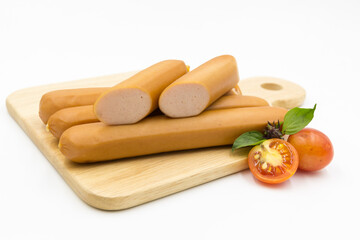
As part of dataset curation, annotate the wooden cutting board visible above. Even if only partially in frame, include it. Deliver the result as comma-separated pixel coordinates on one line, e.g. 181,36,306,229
6,72,305,210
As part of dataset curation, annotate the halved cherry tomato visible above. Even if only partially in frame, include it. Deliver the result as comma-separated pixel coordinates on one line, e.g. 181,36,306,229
248,139,299,184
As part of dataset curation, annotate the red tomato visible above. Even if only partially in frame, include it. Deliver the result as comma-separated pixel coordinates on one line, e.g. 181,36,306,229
248,139,299,184
288,128,333,171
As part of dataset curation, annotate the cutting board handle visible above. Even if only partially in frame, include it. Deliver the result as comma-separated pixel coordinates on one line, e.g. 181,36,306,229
239,76,306,109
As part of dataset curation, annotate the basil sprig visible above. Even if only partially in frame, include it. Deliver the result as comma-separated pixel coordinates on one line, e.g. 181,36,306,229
232,104,317,150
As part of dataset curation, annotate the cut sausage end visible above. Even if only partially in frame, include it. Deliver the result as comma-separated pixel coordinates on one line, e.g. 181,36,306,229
95,88,152,125
159,83,210,118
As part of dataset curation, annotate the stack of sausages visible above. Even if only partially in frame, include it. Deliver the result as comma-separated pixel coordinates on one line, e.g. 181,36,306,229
39,55,287,163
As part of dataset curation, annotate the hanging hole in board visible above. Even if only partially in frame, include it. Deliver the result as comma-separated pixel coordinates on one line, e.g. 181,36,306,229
261,83,283,91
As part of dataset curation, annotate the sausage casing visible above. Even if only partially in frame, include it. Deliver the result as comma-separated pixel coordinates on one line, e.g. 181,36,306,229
159,55,239,118
59,106,287,163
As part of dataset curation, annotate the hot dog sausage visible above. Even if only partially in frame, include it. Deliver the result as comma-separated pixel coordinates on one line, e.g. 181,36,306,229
207,95,269,110
39,87,108,124
159,55,239,118
59,106,287,163
94,60,188,125
47,95,268,139
47,105,98,139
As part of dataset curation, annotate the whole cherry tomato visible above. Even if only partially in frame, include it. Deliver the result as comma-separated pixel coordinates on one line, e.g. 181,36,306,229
288,128,333,171
248,139,299,184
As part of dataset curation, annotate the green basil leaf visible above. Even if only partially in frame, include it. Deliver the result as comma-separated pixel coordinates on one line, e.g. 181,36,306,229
282,104,317,135
232,131,266,151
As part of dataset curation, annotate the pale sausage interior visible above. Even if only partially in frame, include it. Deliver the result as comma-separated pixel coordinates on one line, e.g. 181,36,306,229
95,88,152,125
159,83,210,118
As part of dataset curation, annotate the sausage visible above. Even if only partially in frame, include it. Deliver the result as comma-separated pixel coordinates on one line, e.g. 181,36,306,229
94,60,188,125
47,95,269,139
207,95,269,110
39,88,108,124
47,105,98,139
159,55,239,118
59,106,287,163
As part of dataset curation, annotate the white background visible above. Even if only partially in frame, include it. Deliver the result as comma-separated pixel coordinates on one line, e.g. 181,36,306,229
1,0,359,239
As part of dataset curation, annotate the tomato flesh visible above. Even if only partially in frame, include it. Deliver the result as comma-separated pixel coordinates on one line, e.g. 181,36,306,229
248,139,299,184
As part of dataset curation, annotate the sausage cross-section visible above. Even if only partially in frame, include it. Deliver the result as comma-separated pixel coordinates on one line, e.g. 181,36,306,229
59,106,287,163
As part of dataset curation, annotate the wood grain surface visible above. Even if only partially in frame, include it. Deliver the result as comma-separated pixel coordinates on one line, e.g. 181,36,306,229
6,72,305,210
